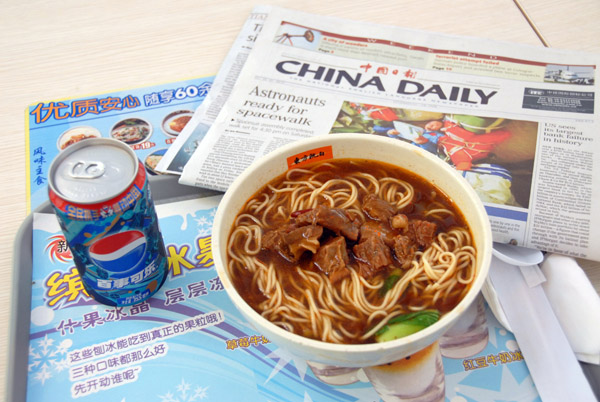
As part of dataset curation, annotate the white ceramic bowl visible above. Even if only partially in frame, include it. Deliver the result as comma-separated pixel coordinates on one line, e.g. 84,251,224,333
56,126,101,150
212,134,492,367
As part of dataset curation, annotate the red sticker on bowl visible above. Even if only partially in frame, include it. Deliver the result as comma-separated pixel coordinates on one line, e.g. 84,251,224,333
286,145,333,169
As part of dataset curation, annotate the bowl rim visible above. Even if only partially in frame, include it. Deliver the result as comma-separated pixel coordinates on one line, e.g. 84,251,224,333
161,109,194,137
109,116,153,145
213,133,492,354
56,125,102,150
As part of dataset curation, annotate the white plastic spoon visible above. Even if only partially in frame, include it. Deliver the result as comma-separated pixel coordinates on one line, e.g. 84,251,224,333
492,242,543,266
492,242,546,287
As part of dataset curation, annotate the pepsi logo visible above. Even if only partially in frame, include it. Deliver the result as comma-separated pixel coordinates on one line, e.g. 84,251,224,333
89,230,148,276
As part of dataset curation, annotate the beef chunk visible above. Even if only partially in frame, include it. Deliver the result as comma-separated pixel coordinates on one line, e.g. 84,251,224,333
262,230,289,259
407,220,437,248
284,225,323,260
393,235,416,268
359,221,395,247
329,268,351,284
353,234,392,279
296,205,360,241
314,236,349,272
262,224,323,262
313,236,350,283
362,194,396,222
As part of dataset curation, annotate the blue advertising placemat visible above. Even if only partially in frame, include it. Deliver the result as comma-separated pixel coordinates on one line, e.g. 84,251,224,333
27,196,540,401
25,76,214,213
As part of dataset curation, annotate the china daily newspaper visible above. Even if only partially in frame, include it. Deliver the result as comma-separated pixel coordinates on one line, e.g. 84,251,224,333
176,7,600,261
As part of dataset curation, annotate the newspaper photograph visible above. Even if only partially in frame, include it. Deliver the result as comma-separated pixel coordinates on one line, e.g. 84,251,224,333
156,6,271,174
179,6,599,260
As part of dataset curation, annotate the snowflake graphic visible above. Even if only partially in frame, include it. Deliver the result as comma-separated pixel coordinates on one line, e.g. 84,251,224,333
159,378,209,402
28,335,72,385
194,214,213,237
265,346,308,383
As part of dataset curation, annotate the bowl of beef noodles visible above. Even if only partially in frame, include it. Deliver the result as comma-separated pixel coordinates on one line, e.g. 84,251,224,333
212,134,492,367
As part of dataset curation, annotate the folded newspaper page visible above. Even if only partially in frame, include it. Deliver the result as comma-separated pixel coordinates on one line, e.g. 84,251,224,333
156,6,271,174
180,6,599,261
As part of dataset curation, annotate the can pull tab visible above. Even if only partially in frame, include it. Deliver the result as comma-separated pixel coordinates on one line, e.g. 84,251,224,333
70,161,106,179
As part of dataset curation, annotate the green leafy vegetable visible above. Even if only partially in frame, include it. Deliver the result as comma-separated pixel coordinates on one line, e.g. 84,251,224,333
378,269,403,297
375,310,440,343
386,310,440,327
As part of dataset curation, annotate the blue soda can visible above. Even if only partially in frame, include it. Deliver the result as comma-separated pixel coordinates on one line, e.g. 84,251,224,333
48,138,168,306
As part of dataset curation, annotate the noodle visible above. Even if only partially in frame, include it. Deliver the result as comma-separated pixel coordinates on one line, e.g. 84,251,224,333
227,159,476,344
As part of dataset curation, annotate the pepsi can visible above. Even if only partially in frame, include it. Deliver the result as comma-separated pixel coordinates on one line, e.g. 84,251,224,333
48,138,168,306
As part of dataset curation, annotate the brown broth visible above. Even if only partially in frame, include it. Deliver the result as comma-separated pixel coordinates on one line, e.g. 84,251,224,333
228,158,472,343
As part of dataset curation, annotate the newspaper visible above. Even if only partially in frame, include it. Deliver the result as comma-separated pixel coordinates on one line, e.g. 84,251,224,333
156,6,271,174
179,6,600,261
